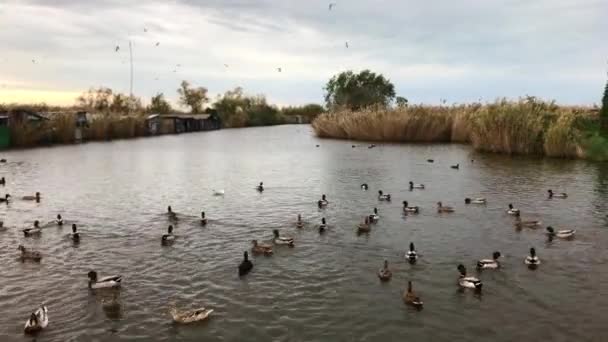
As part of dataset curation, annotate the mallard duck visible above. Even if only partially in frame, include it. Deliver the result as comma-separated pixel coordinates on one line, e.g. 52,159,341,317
525,247,540,268
87,271,122,289
24,305,48,334
451,164,460,169
71,224,80,242
409,181,425,190
22,192,41,202
514,214,541,228
161,225,175,244
212,189,225,196
167,206,178,220
200,211,207,226
465,197,486,204
377,260,392,281
369,207,380,222
251,240,273,255
23,220,42,236
0,193,10,203
273,229,294,247
507,204,520,215
357,216,371,233
361,183,369,190
378,190,391,201
256,182,264,192
403,281,423,308
318,194,328,208
169,306,213,324
319,218,327,233
402,201,419,214
477,251,501,269
405,242,418,263
296,214,304,228
238,251,253,276
546,226,575,239
56,214,63,226
548,189,567,199
437,202,454,213
457,264,482,291
18,245,42,262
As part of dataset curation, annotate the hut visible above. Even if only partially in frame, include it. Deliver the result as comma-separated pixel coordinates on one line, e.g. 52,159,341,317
146,113,220,135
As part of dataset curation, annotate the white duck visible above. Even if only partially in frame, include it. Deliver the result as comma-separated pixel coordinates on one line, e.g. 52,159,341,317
465,197,486,204
457,264,482,291
525,248,540,267
405,242,418,263
507,204,520,215
88,271,122,289
273,229,294,247
169,305,213,324
476,251,501,269
546,226,575,239
409,181,425,190
24,305,48,334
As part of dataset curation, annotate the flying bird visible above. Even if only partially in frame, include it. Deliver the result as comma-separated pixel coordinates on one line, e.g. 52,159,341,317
31,59,36,64
345,41,349,48
329,3,336,10
144,28,148,32
115,45,120,52
155,42,160,46
176,64,181,67
224,64,229,68
277,67,282,72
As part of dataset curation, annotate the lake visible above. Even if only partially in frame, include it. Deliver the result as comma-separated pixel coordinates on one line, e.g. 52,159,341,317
0,125,607,342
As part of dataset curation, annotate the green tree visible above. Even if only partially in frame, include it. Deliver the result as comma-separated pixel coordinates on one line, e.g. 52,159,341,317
281,104,325,120
177,80,208,113
148,93,172,114
324,70,396,110
395,96,408,108
77,87,113,112
602,78,608,135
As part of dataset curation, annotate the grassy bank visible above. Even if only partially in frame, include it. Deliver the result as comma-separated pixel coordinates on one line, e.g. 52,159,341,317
312,98,608,161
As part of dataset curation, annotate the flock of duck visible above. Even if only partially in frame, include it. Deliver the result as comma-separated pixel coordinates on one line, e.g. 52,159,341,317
5,160,577,336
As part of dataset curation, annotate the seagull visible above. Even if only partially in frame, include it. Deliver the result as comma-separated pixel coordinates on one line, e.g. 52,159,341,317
115,45,120,52
277,67,282,72
155,42,160,46
345,41,349,48
224,64,229,68
144,28,148,32
31,59,36,64
329,3,336,10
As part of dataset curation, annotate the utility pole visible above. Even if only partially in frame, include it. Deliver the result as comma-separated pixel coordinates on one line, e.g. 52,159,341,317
129,40,134,98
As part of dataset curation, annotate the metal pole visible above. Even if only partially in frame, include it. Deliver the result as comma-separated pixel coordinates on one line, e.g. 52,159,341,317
129,40,134,98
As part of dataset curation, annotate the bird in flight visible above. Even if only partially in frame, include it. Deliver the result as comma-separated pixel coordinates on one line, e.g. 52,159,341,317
144,28,148,33
31,59,36,64
224,64,229,68
277,67,282,72
155,42,160,46
115,45,120,52
176,64,181,67
345,41,349,48
329,3,336,10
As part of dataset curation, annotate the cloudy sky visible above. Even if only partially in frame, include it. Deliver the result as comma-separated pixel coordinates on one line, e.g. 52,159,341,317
0,0,607,108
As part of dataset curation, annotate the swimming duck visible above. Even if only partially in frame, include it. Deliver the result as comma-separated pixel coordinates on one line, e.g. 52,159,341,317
0,177,5,185
200,211,207,226
212,189,225,196
457,264,482,291
437,202,454,213
161,225,175,244
451,164,460,169
0,158,5,163
22,192,41,202
514,213,541,228
0,194,10,203
403,281,423,308
257,182,264,192
296,214,304,228
357,216,371,233
547,189,567,198
405,242,418,263
368,144,376,149
87,271,122,289
273,229,294,247
361,183,369,190
369,207,380,222
318,194,329,208
402,201,419,214
0,221,5,231
378,190,391,201
477,251,501,269
251,240,273,255
169,305,214,324
464,197,486,204
71,224,80,242
525,247,540,268
377,260,392,281
507,204,520,215
18,245,42,262
409,181,425,190
24,305,48,334
546,226,575,239
319,218,328,233
427,159,434,163
23,220,42,236
167,206,178,220
56,214,63,226
238,251,253,276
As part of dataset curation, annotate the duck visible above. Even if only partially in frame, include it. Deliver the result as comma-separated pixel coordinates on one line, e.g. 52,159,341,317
451,164,460,169
547,189,567,199
369,207,380,222
18,245,42,262
87,271,122,289
525,248,540,268
169,305,214,324
319,218,328,233
377,260,392,281
200,211,207,226
256,182,264,192
251,240,273,255
161,225,175,244
23,305,48,334
368,144,376,149
457,264,482,291
0,221,5,231
212,189,225,196
361,183,369,190
464,197,486,204
507,204,520,215
437,202,454,213
296,214,304,228
318,194,329,208
0,177,5,185
167,206,178,220
402,201,419,214
476,251,501,269
238,251,253,276
546,226,575,239
0,193,10,203
22,192,41,202
427,159,434,163
56,214,63,226
0,158,5,163
71,224,80,242
403,281,423,308
409,181,425,190
357,216,371,233
514,213,542,228
378,190,391,201
23,220,42,236
273,229,294,247
405,242,418,263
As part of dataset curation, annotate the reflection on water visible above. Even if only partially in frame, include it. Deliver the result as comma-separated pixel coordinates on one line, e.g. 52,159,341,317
0,125,607,341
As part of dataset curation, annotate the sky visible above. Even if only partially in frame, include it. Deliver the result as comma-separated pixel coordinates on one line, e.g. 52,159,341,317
0,0,607,108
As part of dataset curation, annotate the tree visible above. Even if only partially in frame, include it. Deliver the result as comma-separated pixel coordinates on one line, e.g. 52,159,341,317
395,96,408,108
602,78,608,135
177,80,208,113
77,87,113,112
324,70,396,111
148,93,172,114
